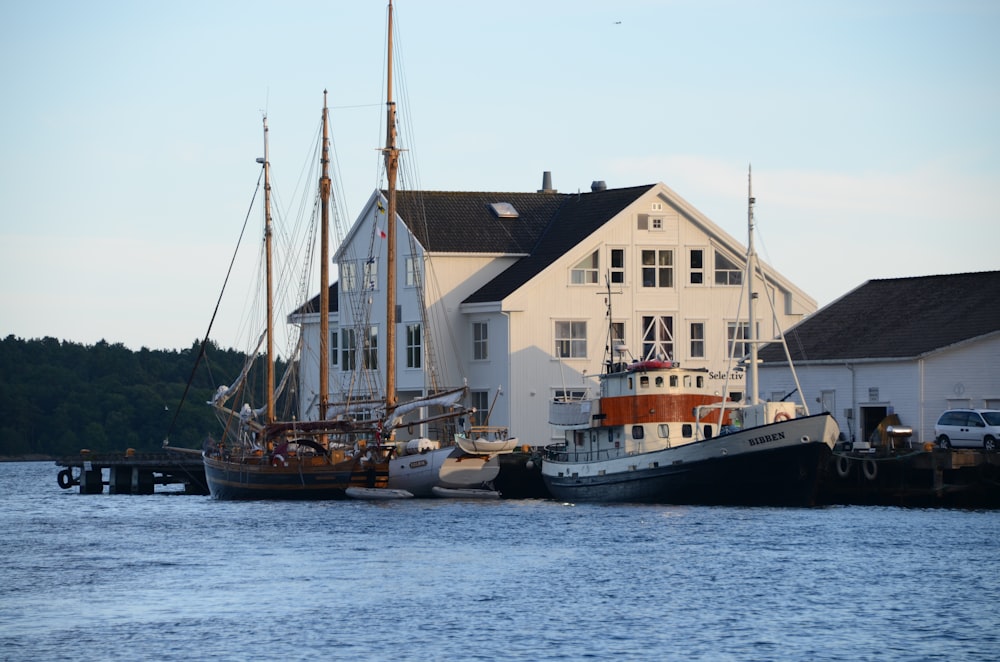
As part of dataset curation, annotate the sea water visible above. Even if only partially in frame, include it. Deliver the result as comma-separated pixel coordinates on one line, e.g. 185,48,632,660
1,461,997,661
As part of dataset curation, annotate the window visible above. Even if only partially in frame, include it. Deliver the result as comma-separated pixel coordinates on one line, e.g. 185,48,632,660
571,250,599,284
651,217,663,230
651,202,663,211
471,390,489,426
642,316,673,360
610,248,625,284
657,424,669,438
727,321,758,359
330,330,338,366
641,249,673,288
690,249,704,284
341,328,357,370
406,324,422,369
555,321,587,358
363,258,378,291
632,425,644,439
473,322,488,361
714,251,743,285
690,322,705,358
405,256,418,287
340,262,357,292
362,326,378,369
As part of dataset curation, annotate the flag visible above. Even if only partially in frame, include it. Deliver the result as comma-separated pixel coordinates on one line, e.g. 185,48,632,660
377,201,385,214
378,227,386,239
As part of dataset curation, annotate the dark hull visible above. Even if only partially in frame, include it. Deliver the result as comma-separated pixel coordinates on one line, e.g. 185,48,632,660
544,442,831,506
203,455,387,501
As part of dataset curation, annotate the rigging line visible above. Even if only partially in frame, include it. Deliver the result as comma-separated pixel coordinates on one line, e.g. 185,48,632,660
164,166,265,444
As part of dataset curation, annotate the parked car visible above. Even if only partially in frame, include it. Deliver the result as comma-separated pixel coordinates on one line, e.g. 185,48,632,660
934,409,1000,451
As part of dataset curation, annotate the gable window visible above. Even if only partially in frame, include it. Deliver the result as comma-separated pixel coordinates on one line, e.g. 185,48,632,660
406,324,422,369
651,217,663,230
610,248,625,284
642,316,673,360
473,322,488,361
363,258,378,291
340,262,357,292
641,249,674,288
405,256,418,287
555,320,587,358
340,327,376,370
715,251,743,286
690,322,705,358
571,250,599,284
690,249,704,284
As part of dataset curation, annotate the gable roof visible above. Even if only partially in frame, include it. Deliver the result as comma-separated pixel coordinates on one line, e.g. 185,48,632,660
759,271,1000,363
289,283,338,318
392,185,654,303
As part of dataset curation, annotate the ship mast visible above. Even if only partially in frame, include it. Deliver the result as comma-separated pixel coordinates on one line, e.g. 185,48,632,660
319,92,331,430
262,116,276,424
746,165,759,406
383,0,399,410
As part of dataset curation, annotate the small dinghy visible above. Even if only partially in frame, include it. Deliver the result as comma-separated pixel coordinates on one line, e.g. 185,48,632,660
346,487,414,500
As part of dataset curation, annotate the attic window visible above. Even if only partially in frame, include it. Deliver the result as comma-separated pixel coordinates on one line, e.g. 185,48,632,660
489,202,519,219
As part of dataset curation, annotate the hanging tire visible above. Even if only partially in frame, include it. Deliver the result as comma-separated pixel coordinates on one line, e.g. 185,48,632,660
862,459,878,481
836,456,851,478
57,469,74,489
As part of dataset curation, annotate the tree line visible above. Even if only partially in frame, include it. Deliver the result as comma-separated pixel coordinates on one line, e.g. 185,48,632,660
0,335,285,458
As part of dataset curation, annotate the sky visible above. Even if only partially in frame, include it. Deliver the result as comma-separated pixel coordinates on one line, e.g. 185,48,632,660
2,0,998,351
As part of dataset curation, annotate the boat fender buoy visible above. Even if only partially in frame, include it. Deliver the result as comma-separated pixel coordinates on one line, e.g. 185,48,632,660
774,412,791,422
862,459,878,481
271,454,287,467
57,468,74,489
836,456,851,478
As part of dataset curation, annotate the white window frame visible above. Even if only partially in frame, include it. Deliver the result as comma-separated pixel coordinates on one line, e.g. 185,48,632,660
555,320,587,359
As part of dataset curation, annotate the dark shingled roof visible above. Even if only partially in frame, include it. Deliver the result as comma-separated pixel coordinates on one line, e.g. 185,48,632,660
392,185,654,303
290,283,338,317
759,271,1000,363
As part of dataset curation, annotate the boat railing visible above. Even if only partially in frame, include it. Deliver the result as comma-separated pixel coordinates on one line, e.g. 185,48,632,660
543,443,630,463
548,399,594,428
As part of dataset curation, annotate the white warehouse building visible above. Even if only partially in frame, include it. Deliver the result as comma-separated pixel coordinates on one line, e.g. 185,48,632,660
290,175,818,446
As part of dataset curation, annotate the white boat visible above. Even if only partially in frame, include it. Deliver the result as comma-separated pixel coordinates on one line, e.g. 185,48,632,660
453,426,521,455
388,439,500,497
346,487,414,500
431,486,501,499
541,169,841,506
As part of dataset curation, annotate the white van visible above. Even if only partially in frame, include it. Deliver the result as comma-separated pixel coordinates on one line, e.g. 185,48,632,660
934,409,1000,451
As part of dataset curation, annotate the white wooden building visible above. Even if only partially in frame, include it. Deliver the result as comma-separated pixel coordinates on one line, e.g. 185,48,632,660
755,271,1000,445
290,175,817,445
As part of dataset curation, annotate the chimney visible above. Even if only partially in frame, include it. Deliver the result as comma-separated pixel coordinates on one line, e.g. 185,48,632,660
538,171,556,193
591,180,607,192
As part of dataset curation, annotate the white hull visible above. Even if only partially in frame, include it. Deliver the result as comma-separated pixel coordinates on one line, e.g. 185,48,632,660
454,434,521,455
388,446,500,497
431,486,501,499
346,487,414,500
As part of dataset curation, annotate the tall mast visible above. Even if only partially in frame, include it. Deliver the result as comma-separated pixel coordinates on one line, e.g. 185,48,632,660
319,92,331,425
263,116,276,424
383,0,399,409
746,165,759,405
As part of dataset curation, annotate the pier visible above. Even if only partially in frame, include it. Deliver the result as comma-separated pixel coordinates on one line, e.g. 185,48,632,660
55,449,208,495
818,447,1000,508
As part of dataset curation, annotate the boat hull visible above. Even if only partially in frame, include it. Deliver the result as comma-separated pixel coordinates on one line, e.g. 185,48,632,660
387,446,501,497
203,454,387,500
542,414,837,506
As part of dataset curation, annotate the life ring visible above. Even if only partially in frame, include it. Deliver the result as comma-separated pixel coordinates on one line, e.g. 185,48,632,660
862,459,878,481
57,468,74,489
836,456,851,478
271,454,287,467
774,412,791,422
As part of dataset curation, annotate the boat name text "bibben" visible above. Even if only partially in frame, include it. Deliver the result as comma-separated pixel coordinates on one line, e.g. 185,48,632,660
747,431,786,447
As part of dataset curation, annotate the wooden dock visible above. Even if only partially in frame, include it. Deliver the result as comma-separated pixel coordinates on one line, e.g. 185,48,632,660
55,448,207,495
818,447,1000,508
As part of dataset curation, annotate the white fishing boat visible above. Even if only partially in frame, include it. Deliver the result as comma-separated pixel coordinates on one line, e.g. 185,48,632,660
541,169,840,505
